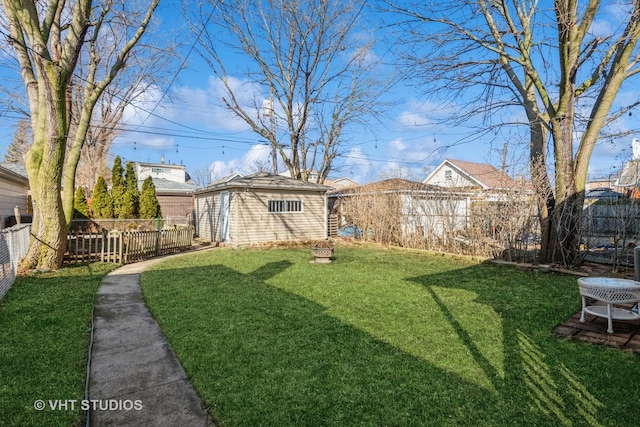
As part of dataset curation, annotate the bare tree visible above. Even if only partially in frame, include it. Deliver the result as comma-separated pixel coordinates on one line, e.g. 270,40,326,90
190,0,389,183
1,0,160,269
191,164,223,188
3,119,31,165
69,34,179,192
387,0,640,267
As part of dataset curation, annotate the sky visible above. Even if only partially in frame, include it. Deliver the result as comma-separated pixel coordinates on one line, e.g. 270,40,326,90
0,1,638,186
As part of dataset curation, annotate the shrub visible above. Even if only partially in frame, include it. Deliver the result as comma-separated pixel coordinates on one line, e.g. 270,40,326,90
111,156,125,218
91,176,113,219
140,176,162,219
73,186,90,218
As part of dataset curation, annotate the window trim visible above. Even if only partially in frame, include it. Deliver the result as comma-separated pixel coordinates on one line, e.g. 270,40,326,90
268,199,304,213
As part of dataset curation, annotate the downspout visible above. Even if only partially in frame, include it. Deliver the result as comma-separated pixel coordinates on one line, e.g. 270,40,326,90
234,191,239,246
324,191,328,239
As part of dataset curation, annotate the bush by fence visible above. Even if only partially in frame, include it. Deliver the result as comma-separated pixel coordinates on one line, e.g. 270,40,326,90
330,183,538,261
0,224,31,301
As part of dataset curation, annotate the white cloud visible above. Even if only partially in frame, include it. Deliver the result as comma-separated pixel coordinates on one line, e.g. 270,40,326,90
173,76,258,132
395,99,458,130
208,144,276,177
397,111,433,128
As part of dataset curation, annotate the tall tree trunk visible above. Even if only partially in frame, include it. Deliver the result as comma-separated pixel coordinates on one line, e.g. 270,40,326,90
22,67,69,270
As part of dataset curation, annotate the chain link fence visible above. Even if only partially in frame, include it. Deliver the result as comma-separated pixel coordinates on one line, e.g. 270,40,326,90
0,224,31,301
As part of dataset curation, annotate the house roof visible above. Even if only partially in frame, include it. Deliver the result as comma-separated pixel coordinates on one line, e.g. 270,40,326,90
616,160,640,187
135,160,187,170
425,159,522,190
329,178,445,196
138,177,197,194
196,172,332,194
0,162,29,184
210,172,243,186
324,176,359,189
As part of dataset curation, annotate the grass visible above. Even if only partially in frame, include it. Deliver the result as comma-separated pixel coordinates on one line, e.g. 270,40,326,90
141,245,640,426
0,263,116,427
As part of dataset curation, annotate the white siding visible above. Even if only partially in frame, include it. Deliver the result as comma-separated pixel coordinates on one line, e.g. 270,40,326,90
426,166,475,188
137,164,186,183
402,194,470,238
0,177,29,229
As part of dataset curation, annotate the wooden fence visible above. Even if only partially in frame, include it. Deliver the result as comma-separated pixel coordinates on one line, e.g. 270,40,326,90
64,227,193,265
582,203,640,236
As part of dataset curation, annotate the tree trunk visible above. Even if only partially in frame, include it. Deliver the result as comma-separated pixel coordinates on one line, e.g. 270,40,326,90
551,191,583,266
22,177,67,270
22,131,68,270
20,61,69,271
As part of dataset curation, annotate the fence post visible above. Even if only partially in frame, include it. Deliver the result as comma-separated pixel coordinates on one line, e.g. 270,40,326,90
120,232,125,264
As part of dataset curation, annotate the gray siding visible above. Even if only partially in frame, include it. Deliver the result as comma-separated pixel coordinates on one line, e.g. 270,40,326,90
195,192,221,241
234,189,326,245
195,188,326,245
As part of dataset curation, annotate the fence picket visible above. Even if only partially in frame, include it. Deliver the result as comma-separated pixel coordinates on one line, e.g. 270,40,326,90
64,227,193,265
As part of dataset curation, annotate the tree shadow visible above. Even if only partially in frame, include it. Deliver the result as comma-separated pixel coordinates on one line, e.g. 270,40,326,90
142,261,508,426
141,256,640,426
407,262,637,426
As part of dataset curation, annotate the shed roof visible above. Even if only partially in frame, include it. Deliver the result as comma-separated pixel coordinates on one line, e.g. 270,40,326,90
196,172,332,194
0,162,29,184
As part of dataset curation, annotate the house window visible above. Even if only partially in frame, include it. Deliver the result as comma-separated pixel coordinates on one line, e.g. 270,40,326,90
268,200,303,213
152,167,170,174
444,170,452,180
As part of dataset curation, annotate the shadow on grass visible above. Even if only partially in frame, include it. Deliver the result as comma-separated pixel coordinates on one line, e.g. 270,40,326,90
142,258,640,426
0,263,115,427
409,262,639,426
143,262,505,426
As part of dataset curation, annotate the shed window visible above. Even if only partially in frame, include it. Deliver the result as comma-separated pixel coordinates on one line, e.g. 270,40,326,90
268,200,303,213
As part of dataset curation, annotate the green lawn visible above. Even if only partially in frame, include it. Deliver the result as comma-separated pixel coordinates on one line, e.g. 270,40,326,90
0,263,116,427
141,246,640,426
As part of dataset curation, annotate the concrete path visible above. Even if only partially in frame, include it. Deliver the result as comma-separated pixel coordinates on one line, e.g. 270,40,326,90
88,258,214,426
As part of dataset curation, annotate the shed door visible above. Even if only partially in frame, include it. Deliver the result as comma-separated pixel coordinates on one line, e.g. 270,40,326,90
219,191,230,241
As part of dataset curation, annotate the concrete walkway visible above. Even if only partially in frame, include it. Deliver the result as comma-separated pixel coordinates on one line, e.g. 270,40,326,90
88,257,214,426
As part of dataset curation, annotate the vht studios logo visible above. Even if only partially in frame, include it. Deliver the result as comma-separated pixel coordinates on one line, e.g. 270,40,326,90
34,399,143,411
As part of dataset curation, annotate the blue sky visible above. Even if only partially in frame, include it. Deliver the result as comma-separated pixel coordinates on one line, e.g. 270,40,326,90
0,1,637,185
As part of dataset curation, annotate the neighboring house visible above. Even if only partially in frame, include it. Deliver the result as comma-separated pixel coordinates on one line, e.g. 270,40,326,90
195,172,332,245
325,176,358,189
329,178,473,242
587,177,623,192
0,163,30,229
616,159,640,192
278,170,358,189
611,139,640,197
135,159,197,220
210,172,243,186
423,158,530,201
